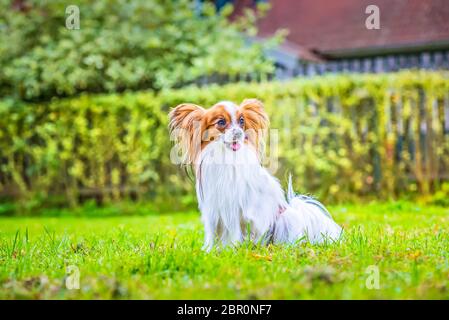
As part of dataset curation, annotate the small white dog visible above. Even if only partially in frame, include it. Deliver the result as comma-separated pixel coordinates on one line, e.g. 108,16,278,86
169,99,342,251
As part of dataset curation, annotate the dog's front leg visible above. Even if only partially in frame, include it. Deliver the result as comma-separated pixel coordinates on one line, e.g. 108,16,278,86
221,217,244,248
201,212,217,252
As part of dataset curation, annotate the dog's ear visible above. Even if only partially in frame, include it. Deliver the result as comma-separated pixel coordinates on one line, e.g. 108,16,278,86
240,99,269,130
169,103,205,132
240,99,269,151
169,103,205,165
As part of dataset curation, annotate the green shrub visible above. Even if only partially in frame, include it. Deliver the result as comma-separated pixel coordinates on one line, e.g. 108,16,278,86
0,0,277,101
1,71,449,210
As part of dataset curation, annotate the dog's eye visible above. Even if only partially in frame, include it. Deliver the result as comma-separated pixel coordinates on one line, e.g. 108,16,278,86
239,116,244,127
217,119,226,127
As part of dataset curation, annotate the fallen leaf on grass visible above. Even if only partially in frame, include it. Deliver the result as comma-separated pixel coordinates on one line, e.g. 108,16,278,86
251,253,272,261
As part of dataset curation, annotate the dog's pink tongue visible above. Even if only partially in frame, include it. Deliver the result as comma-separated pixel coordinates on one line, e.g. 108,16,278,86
231,142,241,151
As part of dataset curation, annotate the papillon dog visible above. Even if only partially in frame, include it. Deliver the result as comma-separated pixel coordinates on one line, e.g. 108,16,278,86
169,99,342,251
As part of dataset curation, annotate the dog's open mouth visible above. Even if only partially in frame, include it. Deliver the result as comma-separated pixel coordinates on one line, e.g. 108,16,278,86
226,141,241,151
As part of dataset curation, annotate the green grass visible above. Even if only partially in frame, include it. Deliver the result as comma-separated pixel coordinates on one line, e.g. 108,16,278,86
1,202,449,299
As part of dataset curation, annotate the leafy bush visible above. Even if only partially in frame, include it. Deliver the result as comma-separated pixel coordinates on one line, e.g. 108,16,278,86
1,71,449,211
0,0,277,101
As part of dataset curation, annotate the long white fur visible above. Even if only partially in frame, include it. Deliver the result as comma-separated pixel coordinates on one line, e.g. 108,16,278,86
196,123,342,251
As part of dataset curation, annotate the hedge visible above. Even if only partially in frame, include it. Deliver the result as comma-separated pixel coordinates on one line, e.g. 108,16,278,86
1,70,449,210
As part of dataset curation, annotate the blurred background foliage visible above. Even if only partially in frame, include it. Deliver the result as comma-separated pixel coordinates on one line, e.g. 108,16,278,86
0,0,278,101
1,71,449,215
1,1,449,215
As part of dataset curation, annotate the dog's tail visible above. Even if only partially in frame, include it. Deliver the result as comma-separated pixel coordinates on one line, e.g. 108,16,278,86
287,173,295,203
276,174,342,244
286,173,333,219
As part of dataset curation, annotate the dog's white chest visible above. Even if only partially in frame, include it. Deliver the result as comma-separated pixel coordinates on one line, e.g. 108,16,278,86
196,144,286,237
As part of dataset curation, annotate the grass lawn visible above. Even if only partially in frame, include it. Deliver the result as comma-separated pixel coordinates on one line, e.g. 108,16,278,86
0,202,448,299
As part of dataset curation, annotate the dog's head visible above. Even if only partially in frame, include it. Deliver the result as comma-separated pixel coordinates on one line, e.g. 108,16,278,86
169,99,269,166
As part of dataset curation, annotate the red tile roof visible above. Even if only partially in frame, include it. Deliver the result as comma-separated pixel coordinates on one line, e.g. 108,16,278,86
235,0,449,58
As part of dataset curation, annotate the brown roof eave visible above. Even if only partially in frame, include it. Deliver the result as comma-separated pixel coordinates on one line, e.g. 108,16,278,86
319,39,449,59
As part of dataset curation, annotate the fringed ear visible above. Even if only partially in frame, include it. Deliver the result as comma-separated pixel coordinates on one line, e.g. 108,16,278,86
240,99,269,153
169,103,205,165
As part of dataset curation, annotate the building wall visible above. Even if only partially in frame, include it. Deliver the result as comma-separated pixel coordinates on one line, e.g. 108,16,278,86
277,50,449,78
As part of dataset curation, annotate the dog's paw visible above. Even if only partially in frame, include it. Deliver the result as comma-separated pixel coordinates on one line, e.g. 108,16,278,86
201,243,213,253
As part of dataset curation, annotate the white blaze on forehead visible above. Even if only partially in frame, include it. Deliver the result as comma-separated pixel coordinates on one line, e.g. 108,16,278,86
219,101,238,124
